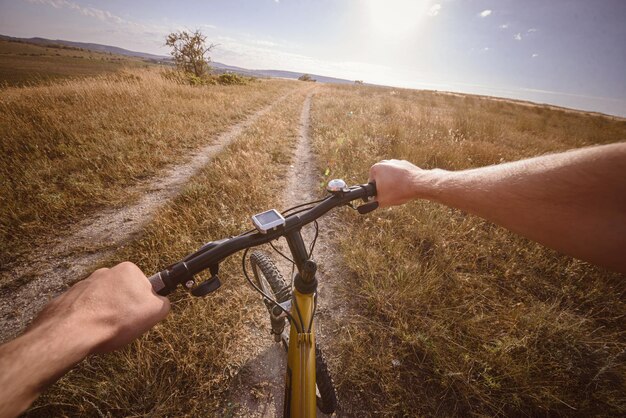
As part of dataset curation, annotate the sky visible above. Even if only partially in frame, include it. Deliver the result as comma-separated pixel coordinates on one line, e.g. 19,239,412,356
1,0,625,117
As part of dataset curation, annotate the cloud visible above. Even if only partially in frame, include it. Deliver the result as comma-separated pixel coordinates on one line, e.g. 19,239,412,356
517,87,621,103
483,47,490,51
427,4,441,17
532,53,539,58
527,28,538,33
499,23,509,29
479,10,492,18
23,0,217,50
25,0,125,24
514,32,522,41
250,39,278,48
212,34,392,82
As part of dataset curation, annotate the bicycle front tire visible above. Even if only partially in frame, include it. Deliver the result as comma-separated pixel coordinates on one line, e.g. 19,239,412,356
249,251,338,415
250,250,291,308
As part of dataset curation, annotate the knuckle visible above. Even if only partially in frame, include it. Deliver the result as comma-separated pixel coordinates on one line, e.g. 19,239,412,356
92,267,110,276
116,261,141,276
118,261,138,270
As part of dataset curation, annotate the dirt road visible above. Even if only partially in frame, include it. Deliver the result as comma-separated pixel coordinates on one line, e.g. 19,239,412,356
0,92,294,343
226,89,352,416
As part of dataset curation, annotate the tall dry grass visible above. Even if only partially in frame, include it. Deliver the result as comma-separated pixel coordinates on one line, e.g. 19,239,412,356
0,39,151,86
0,70,297,268
310,85,626,416
26,88,310,417
10,77,626,416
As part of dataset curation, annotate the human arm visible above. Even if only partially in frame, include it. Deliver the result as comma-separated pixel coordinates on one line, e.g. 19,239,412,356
369,142,626,273
0,262,170,418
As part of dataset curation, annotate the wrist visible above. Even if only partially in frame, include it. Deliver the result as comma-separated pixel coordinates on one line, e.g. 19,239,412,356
29,319,95,365
0,317,97,417
28,312,105,363
412,168,451,201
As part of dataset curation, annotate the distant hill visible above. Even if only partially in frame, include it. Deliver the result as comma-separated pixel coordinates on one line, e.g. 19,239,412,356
209,61,354,84
0,34,167,61
0,35,157,85
0,34,355,84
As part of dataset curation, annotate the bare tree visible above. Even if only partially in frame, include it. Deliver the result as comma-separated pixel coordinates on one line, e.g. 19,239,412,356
165,29,216,77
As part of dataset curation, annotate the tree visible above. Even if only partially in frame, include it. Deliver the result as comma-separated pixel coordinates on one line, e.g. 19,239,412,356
298,74,316,82
165,29,216,77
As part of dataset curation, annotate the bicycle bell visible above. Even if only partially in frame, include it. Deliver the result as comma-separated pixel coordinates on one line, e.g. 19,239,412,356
327,178,348,194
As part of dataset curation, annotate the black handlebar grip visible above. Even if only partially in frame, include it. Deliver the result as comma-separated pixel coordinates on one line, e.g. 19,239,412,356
356,182,378,214
366,181,377,197
148,272,170,296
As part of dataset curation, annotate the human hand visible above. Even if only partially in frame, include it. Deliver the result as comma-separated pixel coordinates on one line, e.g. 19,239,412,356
368,159,444,207
29,262,170,354
0,262,169,418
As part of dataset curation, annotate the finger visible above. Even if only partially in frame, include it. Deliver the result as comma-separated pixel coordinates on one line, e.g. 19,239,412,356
155,297,171,319
368,163,380,182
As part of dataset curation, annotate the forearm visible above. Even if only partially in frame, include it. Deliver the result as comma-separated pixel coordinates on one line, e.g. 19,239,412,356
429,143,626,272
0,262,170,417
0,320,96,418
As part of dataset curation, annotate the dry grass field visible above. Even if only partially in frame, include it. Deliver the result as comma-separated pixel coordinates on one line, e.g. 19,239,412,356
310,85,626,416
0,70,297,269
26,87,310,417
1,56,624,417
0,39,151,86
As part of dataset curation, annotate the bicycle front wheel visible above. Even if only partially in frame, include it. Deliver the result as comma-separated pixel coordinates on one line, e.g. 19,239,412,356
250,250,291,308
249,251,338,415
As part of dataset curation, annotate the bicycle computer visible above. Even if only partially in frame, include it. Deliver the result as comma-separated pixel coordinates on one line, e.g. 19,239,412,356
251,209,286,234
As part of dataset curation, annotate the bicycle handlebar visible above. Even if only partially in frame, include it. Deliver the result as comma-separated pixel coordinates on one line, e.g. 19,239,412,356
148,182,377,296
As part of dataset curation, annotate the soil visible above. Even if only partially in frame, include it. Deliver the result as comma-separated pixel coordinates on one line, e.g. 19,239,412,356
1,86,354,416
226,89,353,416
0,92,294,343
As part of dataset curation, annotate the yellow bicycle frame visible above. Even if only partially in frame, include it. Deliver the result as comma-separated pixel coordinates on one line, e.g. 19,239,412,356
283,287,316,417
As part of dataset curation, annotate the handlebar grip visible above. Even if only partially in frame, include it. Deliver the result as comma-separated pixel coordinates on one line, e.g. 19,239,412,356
148,272,170,296
366,181,377,197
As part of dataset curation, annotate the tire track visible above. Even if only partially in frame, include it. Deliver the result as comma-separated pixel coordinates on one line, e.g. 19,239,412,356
228,88,348,416
0,90,297,343
226,90,317,417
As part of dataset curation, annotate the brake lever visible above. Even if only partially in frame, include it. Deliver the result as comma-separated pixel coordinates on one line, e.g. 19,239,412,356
191,275,221,297
357,201,379,214
190,263,222,297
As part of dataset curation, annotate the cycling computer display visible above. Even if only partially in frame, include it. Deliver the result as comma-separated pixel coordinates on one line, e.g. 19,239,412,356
251,209,286,233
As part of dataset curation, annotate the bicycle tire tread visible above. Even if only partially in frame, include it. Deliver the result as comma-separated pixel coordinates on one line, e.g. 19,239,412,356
249,251,291,303
315,346,338,414
250,251,338,415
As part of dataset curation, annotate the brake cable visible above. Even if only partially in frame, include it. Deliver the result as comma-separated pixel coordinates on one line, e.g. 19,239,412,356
281,196,329,215
269,240,295,264
308,220,319,258
241,247,301,333
307,293,317,334
241,196,330,334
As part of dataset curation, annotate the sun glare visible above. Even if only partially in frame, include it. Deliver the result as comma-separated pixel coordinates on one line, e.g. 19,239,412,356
367,0,431,39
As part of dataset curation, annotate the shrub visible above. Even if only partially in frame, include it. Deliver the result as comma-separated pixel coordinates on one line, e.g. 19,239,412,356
298,74,316,82
160,70,250,86
216,73,249,85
